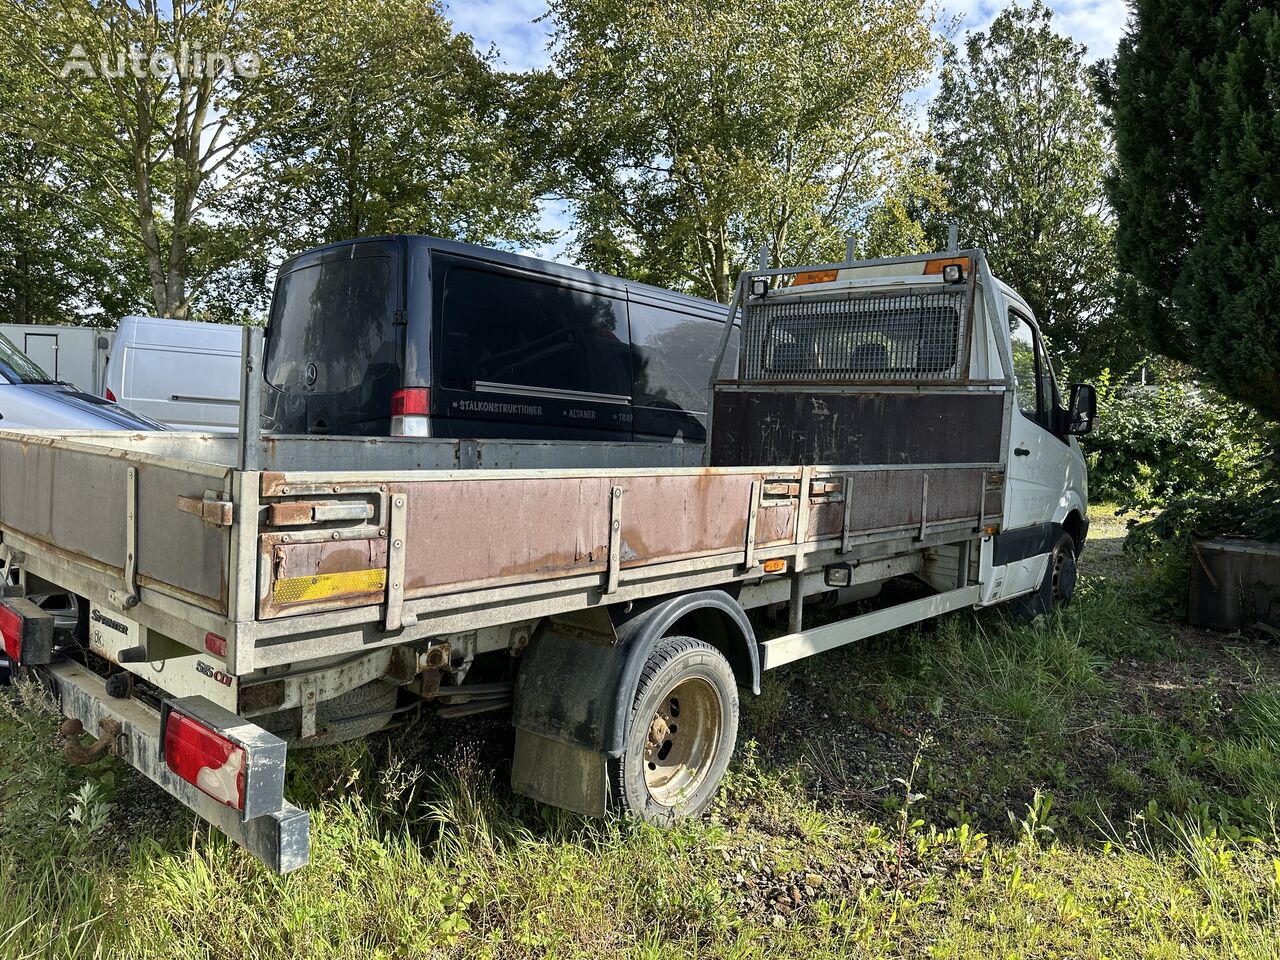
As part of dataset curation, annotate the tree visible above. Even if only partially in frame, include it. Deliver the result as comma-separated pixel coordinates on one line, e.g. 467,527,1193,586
0,28,149,324
546,0,939,303
1099,0,1280,421
1,0,547,322
243,0,552,256
0,0,313,318
930,1,1121,378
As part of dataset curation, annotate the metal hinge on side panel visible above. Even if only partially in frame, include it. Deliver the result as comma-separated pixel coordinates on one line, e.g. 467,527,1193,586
384,494,408,631
177,489,234,527
605,486,623,594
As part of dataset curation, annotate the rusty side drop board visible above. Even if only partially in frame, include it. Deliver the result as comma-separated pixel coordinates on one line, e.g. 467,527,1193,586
256,466,1004,620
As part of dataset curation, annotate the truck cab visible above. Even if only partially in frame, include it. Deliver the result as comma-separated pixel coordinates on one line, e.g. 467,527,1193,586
709,249,1095,615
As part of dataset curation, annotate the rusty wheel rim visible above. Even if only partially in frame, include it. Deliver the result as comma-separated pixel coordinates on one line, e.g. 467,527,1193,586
642,676,722,806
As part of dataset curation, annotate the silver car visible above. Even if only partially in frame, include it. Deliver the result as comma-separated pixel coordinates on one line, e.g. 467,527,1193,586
0,331,163,430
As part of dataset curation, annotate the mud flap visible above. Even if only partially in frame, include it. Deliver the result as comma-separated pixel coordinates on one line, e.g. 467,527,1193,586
510,729,610,817
510,591,759,816
511,611,620,816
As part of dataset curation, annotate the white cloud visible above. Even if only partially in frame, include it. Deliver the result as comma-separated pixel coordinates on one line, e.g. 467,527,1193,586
444,0,553,71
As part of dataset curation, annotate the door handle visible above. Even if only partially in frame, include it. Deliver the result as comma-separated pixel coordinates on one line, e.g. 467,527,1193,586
1014,446,1031,457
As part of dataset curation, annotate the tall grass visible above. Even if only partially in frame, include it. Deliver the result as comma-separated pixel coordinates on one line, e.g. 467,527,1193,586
3,502,1279,958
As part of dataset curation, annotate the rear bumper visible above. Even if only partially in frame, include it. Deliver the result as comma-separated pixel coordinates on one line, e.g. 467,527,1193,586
35,659,310,873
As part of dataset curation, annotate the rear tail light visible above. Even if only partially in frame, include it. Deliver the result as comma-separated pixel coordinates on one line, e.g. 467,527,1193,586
105,387,116,402
160,697,287,821
391,387,430,417
164,710,247,810
204,632,227,657
391,387,431,437
0,598,54,666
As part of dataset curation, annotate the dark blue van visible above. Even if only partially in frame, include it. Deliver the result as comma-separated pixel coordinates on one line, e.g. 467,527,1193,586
260,237,738,441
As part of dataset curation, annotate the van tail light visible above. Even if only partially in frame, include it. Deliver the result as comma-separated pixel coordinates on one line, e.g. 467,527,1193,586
160,697,287,821
0,598,55,666
390,387,431,438
391,388,430,416
105,387,117,402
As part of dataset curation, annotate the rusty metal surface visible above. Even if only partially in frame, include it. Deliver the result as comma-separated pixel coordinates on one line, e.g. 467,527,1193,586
0,434,233,612
255,464,1002,620
709,390,1004,467
258,534,390,619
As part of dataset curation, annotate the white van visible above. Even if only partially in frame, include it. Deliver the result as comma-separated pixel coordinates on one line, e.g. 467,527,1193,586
103,316,243,432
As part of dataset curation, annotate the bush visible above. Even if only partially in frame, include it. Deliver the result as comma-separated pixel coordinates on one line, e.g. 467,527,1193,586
1083,360,1270,507
1124,478,1280,616
1081,358,1278,617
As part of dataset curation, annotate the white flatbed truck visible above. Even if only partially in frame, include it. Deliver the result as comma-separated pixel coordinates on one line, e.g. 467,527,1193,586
0,247,1096,873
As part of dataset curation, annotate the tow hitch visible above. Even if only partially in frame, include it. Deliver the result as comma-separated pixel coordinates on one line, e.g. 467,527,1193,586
61,716,122,765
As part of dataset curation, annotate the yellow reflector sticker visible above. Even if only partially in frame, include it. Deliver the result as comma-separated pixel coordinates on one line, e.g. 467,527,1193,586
272,569,387,605
762,558,787,574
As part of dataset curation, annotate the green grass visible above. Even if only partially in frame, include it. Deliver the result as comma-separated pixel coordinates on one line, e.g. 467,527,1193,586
3,503,1280,959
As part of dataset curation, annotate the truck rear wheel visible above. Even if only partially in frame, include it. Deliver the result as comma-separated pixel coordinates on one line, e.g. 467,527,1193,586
1011,531,1077,619
609,636,738,823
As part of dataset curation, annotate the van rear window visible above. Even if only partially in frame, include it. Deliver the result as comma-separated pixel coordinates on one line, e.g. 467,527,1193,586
438,265,630,399
265,257,398,394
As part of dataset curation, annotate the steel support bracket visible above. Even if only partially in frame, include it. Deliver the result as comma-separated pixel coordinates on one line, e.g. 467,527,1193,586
605,486,624,594
841,475,855,554
743,481,760,570
123,466,138,603
916,473,930,542
384,493,408,631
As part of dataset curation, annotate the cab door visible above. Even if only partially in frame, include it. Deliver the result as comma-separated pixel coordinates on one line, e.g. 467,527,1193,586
996,308,1076,598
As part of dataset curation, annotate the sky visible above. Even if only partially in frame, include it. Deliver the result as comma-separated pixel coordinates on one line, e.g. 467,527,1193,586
442,0,1131,258
445,0,1130,73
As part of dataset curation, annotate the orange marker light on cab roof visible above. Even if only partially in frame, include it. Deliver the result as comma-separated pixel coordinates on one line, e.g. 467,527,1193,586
923,257,969,275
791,269,839,286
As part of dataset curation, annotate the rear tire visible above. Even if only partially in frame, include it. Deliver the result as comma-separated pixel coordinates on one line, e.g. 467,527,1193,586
259,680,398,748
609,636,738,823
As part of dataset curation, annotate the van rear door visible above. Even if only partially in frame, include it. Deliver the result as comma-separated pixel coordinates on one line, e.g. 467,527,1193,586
430,255,633,440
262,239,404,436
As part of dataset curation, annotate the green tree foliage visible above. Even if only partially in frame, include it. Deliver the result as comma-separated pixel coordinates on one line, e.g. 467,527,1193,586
0,0,302,318
0,0,549,322
1099,0,1280,421
1084,359,1270,507
0,24,148,324
931,1,1120,378
546,0,940,302
246,0,552,256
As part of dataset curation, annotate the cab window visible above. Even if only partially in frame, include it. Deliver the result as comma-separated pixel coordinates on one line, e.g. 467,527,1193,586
1008,312,1055,426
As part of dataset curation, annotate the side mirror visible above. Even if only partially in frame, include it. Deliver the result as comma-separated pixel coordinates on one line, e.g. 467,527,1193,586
1066,383,1097,435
